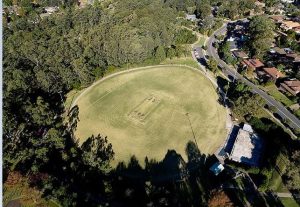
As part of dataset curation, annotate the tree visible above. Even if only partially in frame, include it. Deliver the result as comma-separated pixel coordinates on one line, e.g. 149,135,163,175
219,41,235,64
207,57,218,73
166,47,176,59
208,190,234,207
81,134,114,172
264,0,280,7
24,96,55,126
155,46,166,62
284,150,300,191
196,0,211,19
248,15,275,57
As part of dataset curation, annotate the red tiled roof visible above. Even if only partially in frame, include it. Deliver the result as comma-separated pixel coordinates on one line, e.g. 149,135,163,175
280,80,300,95
262,67,285,79
242,59,264,68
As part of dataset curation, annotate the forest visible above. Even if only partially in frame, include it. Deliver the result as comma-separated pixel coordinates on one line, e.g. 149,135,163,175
3,0,206,206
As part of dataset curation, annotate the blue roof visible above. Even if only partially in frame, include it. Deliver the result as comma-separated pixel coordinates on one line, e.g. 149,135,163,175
209,162,224,176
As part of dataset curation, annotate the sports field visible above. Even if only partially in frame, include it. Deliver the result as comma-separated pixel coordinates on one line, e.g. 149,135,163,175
74,66,227,165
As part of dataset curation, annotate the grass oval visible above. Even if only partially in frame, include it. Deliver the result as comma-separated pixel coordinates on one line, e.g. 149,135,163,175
75,66,227,165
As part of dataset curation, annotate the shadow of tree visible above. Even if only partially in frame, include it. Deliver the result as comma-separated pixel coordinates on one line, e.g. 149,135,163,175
109,141,229,206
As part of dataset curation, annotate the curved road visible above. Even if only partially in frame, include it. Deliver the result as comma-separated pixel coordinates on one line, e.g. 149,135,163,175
205,23,300,130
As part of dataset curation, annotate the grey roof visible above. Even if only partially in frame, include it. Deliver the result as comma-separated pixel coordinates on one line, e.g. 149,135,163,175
229,128,263,166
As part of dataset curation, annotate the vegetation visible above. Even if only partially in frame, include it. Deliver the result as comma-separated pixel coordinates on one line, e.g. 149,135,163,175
248,15,275,57
284,150,300,192
2,0,201,205
264,84,295,107
207,57,218,73
280,197,300,207
216,0,256,19
208,190,234,207
218,41,236,65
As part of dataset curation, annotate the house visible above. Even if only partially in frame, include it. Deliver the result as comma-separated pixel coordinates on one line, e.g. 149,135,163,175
209,162,225,176
286,53,300,62
229,124,263,166
259,67,285,81
280,21,300,31
186,14,197,21
232,50,248,59
241,59,264,71
273,47,287,56
280,79,300,96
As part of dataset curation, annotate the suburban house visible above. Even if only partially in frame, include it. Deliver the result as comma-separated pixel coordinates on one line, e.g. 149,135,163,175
232,50,248,59
229,124,263,167
272,47,287,56
280,20,300,31
279,79,300,96
286,53,300,62
241,58,264,71
258,67,285,81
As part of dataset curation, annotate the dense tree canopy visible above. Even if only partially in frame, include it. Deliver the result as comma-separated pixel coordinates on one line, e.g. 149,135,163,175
248,15,275,57
3,0,199,205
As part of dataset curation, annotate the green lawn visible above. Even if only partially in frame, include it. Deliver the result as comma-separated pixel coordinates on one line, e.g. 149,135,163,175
74,66,227,166
264,84,295,107
280,198,300,207
193,35,207,48
269,170,288,192
269,154,288,192
295,109,300,119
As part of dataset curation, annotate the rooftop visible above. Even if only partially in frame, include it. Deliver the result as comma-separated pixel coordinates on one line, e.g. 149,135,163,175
230,129,263,166
242,59,264,69
273,47,287,55
232,50,248,59
209,162,225,176
281,20,300,29
262,67,285,79
280,80,300,95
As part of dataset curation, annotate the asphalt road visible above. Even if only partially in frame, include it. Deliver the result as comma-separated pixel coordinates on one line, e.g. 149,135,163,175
204,24,300,130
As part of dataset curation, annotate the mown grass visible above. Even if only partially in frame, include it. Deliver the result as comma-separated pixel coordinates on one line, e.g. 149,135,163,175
264,84,295,107
280,197,300,207
269,154,289,192
194,35,207,47
74,66,227,166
